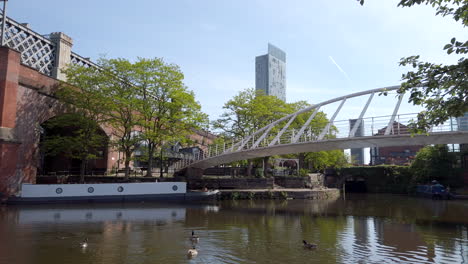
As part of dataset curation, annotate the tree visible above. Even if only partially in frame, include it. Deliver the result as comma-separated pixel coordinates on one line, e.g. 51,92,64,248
410,145,460,186
98,58,142,180
283,100,347,172
213,88,348,175
47,57,207,180
131,58,207,177
213,89,291,175
358,0,467,133
57,59,142,180
303,150,349,172
42,114,108,182
46,65,111,182
213,88,290,138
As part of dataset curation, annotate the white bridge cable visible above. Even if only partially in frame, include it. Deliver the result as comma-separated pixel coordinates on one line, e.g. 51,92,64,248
318,98,347,141
292,108,320,143
182,86,464,169
270,113,298,146
349,92,374,137
384,93,404,135
252,124,275,149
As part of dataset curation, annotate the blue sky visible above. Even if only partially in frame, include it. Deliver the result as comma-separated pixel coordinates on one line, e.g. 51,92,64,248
7,0,466,122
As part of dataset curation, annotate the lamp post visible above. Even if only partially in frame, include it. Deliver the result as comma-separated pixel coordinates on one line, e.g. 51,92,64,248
0,0,7,47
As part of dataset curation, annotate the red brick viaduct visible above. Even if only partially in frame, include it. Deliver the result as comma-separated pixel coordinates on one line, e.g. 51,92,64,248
0,46,121,196
0,22,216,197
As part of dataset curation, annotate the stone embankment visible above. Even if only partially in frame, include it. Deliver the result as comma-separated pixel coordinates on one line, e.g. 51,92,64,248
217,188,340,200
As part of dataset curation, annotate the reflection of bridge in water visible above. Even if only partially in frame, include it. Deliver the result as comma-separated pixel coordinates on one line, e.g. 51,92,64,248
175,86,468,171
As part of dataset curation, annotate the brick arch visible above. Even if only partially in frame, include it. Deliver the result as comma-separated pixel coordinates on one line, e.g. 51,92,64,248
0,47,117,196
38,113,111,175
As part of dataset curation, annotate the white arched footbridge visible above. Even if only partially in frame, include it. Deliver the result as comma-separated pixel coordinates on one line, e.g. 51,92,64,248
175,85,468,170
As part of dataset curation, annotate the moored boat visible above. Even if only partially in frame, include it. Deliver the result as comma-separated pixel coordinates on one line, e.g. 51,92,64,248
6,182,219,205
415,184,451,200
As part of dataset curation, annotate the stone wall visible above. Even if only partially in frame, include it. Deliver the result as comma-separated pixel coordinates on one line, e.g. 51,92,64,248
187,178,274,190
332,166,414,193
218,189,340,200
274,176,309,188
203,167,248,176
274,174,323,188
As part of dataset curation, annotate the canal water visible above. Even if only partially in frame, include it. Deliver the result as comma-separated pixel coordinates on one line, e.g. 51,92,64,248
0,194,467,264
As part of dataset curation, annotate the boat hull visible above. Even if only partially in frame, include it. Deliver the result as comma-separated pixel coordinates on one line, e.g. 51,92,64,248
5,183,219,205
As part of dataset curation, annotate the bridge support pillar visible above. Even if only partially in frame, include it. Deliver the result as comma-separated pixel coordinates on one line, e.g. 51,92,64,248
50,32,73,81
0,47,21,197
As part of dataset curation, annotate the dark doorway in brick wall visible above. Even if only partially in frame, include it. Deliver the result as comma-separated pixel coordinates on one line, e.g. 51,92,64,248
345,180,367,193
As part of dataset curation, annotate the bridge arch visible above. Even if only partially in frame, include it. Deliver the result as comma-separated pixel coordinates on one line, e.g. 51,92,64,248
178,86,468,171
38,113,110,176
0,47,118,195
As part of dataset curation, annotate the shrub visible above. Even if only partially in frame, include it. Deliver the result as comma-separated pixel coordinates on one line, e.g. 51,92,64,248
299,168,309,177
231,192,240,200
280,191,288,199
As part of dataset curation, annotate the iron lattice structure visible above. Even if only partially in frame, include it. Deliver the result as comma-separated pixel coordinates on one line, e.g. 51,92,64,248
0,16,96,76
0,16,56,76
70,52,98,68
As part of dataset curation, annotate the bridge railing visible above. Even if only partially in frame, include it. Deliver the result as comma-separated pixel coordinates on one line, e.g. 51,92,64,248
70,51,99,69
0,15,96,78
171,87,462,171
0,16,56,76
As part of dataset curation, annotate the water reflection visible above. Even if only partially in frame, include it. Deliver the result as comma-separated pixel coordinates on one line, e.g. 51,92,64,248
0,195,467,264
17,206,186,223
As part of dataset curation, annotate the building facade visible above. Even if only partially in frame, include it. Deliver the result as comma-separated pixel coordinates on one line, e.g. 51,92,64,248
369,122,424,165
255,43,286,101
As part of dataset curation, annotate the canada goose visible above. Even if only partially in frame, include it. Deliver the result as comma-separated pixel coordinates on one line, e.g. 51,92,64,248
187,246,198,258
303,240,317,249
190,230,199,242
80,238,89,248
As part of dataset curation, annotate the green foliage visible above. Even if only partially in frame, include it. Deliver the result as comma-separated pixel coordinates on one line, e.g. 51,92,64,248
131,58,207,176
267,190,275,199
213,88,348,172
212,88,290,138
305,150,349,172
248,191,255,200
48,64,112,181
280,191,289,199
61,58,143,179
231,192,240,200
47,57,207,179
97,58,142,179
42,114,107,161
299,168,310,177
358,0,468,133
410,145,462,186
255,168,264,178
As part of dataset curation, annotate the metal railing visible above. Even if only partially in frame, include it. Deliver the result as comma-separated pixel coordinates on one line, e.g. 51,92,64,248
0,16,56,75
171,85,463,170
70,52,99,69
0,15,96,76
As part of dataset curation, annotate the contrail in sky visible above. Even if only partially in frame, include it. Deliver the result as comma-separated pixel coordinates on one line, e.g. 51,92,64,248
328,56,351,82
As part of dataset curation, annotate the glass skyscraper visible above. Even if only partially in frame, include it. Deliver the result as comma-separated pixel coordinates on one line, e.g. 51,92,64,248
255,43,286,101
